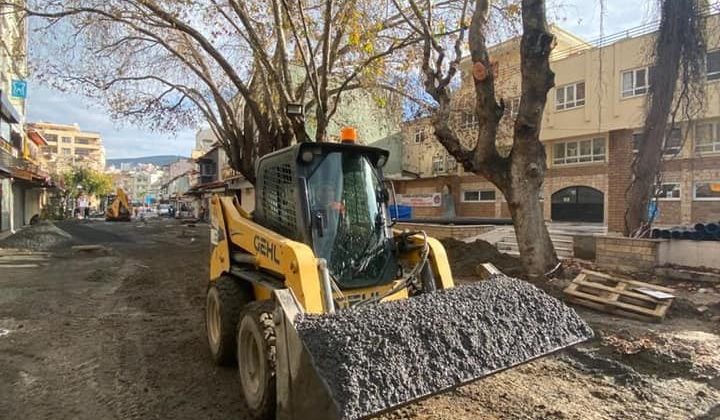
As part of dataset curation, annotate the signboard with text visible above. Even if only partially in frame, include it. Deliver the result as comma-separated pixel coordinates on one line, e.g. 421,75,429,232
396,193,442,207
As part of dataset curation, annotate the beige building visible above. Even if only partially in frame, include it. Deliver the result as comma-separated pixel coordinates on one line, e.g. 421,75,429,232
28,122,106,174
1,0,54,232
398,16,720,231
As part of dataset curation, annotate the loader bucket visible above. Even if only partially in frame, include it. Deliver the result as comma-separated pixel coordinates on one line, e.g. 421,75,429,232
273,275,593,420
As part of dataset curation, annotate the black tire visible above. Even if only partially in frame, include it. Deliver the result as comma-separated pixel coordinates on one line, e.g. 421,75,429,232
205,275,252,365
237,300,277,420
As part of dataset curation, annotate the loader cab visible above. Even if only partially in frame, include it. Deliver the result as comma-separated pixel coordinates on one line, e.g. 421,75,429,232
254,140,397,290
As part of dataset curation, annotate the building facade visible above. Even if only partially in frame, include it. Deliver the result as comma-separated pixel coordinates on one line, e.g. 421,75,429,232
397,17,720,231
28,122,106,175
1,0,57,233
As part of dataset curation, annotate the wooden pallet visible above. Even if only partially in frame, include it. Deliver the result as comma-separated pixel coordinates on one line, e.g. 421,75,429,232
564,269,675,322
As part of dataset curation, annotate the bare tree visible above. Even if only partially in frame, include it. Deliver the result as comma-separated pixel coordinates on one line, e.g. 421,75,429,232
625,0,707,236
396,0,558,277
5,0,430,183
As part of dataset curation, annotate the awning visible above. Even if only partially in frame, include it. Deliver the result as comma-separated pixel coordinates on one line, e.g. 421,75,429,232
26,129,48,146
186,179,227,196
225,175,253,190
0,90,20,123
11,167,34,181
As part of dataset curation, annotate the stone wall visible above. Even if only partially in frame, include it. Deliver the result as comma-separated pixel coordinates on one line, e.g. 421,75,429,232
595,236,660,272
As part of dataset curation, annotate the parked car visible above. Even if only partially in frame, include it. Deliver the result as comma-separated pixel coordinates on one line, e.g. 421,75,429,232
157,203,170,216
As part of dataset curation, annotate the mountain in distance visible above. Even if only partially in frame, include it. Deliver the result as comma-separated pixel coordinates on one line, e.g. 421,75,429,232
106,155,188,169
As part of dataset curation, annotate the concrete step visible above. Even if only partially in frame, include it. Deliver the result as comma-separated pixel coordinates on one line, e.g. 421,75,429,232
496,241,574,257
502,250,572,260
500,236,573,246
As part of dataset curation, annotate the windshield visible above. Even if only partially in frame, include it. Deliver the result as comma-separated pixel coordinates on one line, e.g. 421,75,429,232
307,151,393,289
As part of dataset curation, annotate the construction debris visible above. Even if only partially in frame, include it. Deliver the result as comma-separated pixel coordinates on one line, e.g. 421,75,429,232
564,270,675,321
296,275,593,420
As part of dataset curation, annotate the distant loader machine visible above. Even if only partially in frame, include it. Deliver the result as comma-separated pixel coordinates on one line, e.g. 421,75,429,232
105,188,132,221
206,129,592,420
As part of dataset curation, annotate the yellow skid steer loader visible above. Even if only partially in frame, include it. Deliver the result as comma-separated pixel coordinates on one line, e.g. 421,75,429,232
207,130,592,420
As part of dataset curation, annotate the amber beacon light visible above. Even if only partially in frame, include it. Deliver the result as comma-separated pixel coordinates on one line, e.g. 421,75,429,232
340,126,357,143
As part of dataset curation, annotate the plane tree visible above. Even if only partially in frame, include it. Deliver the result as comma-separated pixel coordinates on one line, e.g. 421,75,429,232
6,0,439,183
397,0,559,277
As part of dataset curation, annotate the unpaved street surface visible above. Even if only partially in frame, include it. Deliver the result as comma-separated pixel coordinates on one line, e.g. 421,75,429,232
1,219,246,419
1,218,719,419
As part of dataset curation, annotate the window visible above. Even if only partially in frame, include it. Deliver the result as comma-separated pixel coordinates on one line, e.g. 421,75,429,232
447,155,457,171
553,138,605,165
61,136,72,143
504,97,521,117
44,134,58,143
656,183,680,200
707,50,720,81
462,189,496,202
695,120,720,153
62,148,71,156
460,110,479,129
414,128,427,143
631,129,681,155
555,82,585,110
75,137,93,145
622,67,653,97
432,155,445,173
694,181,720,201
75,148,90,156
632,132,643,152
664,128,682,155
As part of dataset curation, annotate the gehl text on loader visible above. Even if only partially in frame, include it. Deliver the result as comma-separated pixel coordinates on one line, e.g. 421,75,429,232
205,106,593,420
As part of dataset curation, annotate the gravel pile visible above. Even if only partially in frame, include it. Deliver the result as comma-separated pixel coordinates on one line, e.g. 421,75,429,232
0,221,73,251
295,275,593,420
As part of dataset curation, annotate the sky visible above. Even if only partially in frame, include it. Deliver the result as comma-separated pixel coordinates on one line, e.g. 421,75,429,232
24,0,660,160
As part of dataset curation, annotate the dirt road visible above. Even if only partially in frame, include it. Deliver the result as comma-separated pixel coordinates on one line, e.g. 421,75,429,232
1,218,718,419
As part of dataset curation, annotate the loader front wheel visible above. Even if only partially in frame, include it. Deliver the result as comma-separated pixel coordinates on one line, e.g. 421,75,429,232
237,301,276,420
206,276,251,365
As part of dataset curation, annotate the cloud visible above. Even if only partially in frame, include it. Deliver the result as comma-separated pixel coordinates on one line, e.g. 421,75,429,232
26,84,197,159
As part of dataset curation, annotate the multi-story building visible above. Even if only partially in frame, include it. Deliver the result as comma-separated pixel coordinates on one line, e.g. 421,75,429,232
28,122,106,175
397,16,720,231
191,128,217,159
1,0,56,233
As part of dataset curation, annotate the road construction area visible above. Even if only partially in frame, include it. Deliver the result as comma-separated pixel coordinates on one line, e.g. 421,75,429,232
1,218,719,419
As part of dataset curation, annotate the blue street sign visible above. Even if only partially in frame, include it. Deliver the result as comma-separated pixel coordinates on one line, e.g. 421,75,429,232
11,80,27,98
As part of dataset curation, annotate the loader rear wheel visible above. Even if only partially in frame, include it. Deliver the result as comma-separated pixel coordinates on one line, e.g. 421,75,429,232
237,301,276,420
206,275,251,366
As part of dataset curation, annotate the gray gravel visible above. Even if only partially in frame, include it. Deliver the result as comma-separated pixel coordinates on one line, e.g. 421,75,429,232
0,221,72,251
295,275,593,420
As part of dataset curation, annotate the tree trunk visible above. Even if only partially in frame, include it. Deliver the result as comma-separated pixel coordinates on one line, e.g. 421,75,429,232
506,177,556,278
624,0,703,236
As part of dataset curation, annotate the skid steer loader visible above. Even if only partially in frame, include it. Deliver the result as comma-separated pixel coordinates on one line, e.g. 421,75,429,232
206,128,592,420
105,188,132,221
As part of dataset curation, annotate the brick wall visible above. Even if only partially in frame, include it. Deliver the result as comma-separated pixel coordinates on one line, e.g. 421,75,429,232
654,201,681,225
394,223,495,239
596,236,660,272
456,202,495,217
607,129,633,232
691,202,720,223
